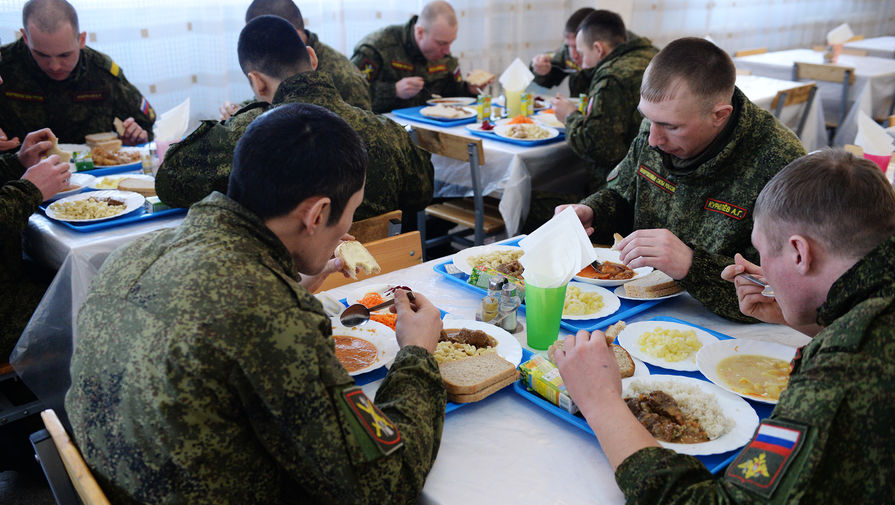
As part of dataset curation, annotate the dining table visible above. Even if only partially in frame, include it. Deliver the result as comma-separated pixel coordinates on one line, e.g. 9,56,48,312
844,36,895,59
736,73,827,151
733,48,895,146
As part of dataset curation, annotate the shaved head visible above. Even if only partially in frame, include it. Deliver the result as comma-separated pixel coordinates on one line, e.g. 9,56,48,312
419,0,457,30
23,0,79,36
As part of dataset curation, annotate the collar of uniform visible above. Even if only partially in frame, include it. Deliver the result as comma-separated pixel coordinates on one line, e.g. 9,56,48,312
190,192,298,277
817,233,895,327
595,31,654,71
272,71,340,105
402,15,426,62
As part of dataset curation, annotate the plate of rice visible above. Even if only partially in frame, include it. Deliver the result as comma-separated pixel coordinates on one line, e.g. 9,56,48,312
561,282,620,320
617,321,719,371
452,243,524,276
46,190,145,223
622,375,759,456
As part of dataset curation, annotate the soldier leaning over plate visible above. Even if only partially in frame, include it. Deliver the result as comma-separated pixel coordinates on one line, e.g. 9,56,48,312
530,7,594,97
559,37,806,322
556,149,895,504
156,15,433,229
66,102,446,504
0,0,154,147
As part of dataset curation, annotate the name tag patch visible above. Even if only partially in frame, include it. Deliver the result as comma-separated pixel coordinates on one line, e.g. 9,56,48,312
565,59,581,71
5,90,45,102
73,91,106,102
725,419,806,498
638,165,676,194
341,386,403,457
427,64,447,74
390,60,413,71
705,198,747,220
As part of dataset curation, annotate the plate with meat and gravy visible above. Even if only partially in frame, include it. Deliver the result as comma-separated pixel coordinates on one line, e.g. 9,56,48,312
573,248,653,287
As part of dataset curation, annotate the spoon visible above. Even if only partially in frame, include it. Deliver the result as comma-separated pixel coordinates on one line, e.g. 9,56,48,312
339,292,416,327
738,273,775,298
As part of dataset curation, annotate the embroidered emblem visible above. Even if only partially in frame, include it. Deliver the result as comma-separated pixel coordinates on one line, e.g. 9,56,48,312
637,165,676,194
428,64,447,74
4,90,45,102
705,198,747,220
358,58,378,82
72,91,105,102
454,67,462,82
139,96,156,120
565,59,581,71
725,419,806,498
586,96,594,116
606,165,620,182
390,60,413,71
343,387,402,456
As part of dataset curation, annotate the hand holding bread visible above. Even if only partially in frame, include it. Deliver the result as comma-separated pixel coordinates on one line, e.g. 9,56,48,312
553,330,625,412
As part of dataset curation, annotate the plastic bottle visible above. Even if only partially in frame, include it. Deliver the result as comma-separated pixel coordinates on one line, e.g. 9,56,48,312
481,276,504,322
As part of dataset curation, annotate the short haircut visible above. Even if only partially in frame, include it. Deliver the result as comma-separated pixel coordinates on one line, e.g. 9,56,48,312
237,15,311,80
419,0,457,29
23,0,79,35
228,103,367,224
754,149,895,258
641,37,735,111
245,0,303,32
564,7,595,35
577,10,627,48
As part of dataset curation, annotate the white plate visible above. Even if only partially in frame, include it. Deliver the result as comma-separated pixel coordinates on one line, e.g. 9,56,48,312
562,282,621,320
345,283,414,309
574,248,654,287
452,244,523,276
44,172,94,202
630,356,650,377
493,123,559,142
622,375,759,456
613,285,686,301
697,339,797,405
330,319,399,376
617,321,719,372
45,190,145,223
426,97,476,106
533,112,565,130
440,319,523,366
419,105,476,120
88,173,154,190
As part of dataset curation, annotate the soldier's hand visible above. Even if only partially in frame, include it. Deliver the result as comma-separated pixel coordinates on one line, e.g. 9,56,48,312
721,253,787,325
532,53,552,75
395,77,425,99
617,229,694,280
17,128,55,168
120,117,148,145
0,127,21,151
392,290,442,353
550,94,577,122
556,203,594,235
21,155,70,201
219,101,240,121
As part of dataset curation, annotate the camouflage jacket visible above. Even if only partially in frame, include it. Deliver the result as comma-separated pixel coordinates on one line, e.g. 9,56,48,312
306,30,371,110
564,33,657,192
65,192,447,505
530,42,594,97
0,153,46,358
582,88,805,321
155,71,433,219
0,39,155,145
351,15,473,113
616,233,895,504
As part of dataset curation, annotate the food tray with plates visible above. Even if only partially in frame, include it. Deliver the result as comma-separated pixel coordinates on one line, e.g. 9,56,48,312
39,202,186,233
433,238,666,333
390,105,478,127
514,317,774,474
464,125,565,147
76,160,143,177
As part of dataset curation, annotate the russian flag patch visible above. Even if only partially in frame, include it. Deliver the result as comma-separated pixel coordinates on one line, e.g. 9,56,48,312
725,419,807,498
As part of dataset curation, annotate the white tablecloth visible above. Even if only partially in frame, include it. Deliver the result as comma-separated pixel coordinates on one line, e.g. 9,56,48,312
844,36,895,59
387,114,589,235
734,48,895,146
736,74,827,151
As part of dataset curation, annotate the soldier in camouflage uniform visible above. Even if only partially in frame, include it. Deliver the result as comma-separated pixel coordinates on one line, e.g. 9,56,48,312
0,0,155,146
556,149,895,504
564,38,805,322
66,102,446,505
157,15,433,225
351,1,484,113
552,11,658,193
530,7,594,97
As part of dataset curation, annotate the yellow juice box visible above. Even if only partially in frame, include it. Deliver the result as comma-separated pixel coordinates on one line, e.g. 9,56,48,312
518,355,578,414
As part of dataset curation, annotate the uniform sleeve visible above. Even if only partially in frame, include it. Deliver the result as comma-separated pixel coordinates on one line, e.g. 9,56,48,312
679,247,759,323
109,66,156,140
564,76,636,177
532,47,568,89
352,45,397,114
0,153,42,232
581,140,640,244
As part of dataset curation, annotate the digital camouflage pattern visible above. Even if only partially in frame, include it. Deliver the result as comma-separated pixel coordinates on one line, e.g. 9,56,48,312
615,233,895,504
582,88,806,322
155,71,434,219
564,33,657,193
305,30,371,110
0,153,47,359
530,42,590,97
351,15,473,113
0,39,155,145
65,192,447,505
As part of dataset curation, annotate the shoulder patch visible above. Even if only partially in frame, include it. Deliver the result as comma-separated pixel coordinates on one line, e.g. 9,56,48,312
339,386,403,459
606,165,620,182
139,96,156,121
637,164,676,194
358,57,378,82
725,418,807,499
390,60,413,72
586,96,595,116
453,66,462,83
704,198,748,220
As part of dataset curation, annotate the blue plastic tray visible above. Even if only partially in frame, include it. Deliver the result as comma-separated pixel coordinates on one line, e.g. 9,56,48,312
513,317,773,475
391,105,478,127
75,161,142,177
465,126,565,147
39,205,187,233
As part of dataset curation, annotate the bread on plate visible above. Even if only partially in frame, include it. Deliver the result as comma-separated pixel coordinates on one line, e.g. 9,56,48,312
335,241,381,280
118,177,156,197
623,270,683,298
547,321,635,378
439,353,518,403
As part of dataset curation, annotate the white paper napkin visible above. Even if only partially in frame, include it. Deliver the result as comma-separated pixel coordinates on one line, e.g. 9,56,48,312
499,58,534,92
826,23,854,46
153,98,191,143
519,207,597,288
855,111,895,156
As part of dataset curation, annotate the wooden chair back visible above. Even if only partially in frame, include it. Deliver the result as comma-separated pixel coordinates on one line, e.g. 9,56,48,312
844,144,864,157
794,62,856,85
771,83,817,137
734,67,752,76
348,210,402,244
410,125,485,164
846,34,865,42
734,47,767,57
315,231,423,291
40,409,110,505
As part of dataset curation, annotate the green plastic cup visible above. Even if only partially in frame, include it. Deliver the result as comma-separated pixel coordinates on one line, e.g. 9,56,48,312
525,283,567,350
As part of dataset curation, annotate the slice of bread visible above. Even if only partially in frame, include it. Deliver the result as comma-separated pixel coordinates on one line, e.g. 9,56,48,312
440,353,517,396
623,270,683,298
547,338,635,378
85,132,118,146
118,177,156,197
335,240,381,280
45,137,72,162
467,69,495,87
113,117,126,136
448,370,519,403
92,139,123,151
611,232,624,250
